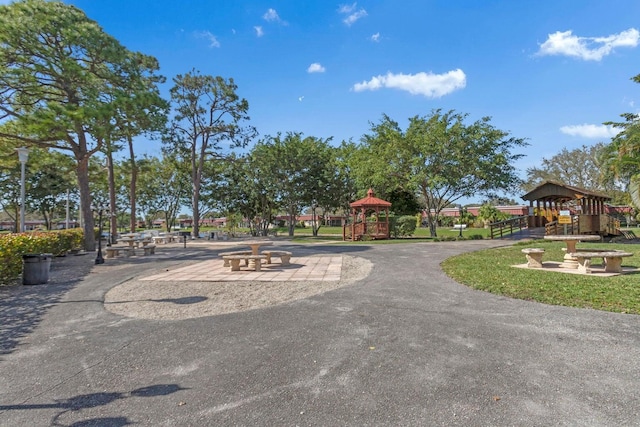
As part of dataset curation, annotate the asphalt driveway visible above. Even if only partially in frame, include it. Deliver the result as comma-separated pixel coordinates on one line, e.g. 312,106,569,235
1,240,639,426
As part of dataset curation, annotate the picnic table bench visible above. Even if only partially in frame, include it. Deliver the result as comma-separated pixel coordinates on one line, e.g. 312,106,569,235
571,251,633,274
140,238,153,247
521,248,545,268
142,244,156,255
105,246,135,258
222,254,267,271
117,237,139,248
262,250,292,266
219,251,252,267
152,235,175,244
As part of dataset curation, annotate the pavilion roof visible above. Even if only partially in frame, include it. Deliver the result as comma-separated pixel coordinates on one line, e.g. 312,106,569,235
521,180,611,203
350,188,392,208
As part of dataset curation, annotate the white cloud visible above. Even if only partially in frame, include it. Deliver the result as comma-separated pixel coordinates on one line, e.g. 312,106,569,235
299,96,305,102
254,26,264,37
370,32,381,42
559,124,620,139
194,31,220,48
338,2,367,26
337,3,356,14
263,8,287,25
307,63,326,73
344,9,367,26
352,69,467,98
538,28,639,61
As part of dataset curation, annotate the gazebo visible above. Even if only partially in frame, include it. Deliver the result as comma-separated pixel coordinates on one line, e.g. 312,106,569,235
343,188,392,241
522,180,619,235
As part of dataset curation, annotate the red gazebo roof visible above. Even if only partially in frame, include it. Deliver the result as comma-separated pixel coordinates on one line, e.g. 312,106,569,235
350,188,392,208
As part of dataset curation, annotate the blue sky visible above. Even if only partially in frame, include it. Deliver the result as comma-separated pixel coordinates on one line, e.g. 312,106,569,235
6,1,640,194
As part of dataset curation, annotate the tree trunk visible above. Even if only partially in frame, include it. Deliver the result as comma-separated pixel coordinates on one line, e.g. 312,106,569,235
164,211,171,232
76,157,95,251
42,211,50,230
191,188,200,238
7,207,18,233
312,207,319,237
424,207,438,237
288,206,296,237
421,188,438,238
191,154,201,239
128,135,137,233
106,150,118,244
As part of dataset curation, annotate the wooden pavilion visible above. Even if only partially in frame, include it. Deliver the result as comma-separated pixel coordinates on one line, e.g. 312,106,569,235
343,189,392,241
522,180,619,235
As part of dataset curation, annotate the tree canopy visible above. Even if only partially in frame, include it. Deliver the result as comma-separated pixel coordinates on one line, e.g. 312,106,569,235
164,69,256,238
0,0,166,249
251,132,344,236
350,110,527,236
601,74,640,209
524,143,609,191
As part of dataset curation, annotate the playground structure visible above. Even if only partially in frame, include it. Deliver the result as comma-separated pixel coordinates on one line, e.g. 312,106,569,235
522,181,620,236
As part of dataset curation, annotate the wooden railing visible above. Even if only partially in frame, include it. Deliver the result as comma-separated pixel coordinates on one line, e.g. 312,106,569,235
545,214,620,236
490,216,528,239
544,216,580,235
604,214,621,235
342,221,389,240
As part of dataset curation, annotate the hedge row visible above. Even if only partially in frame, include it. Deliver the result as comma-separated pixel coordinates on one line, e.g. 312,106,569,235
0,229,84,285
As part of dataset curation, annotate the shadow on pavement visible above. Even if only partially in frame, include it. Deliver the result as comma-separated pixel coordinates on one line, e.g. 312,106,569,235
0,254,95,357
0,383,187,426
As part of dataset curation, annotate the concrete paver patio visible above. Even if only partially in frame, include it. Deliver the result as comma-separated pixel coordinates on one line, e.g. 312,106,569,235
141,255,343,282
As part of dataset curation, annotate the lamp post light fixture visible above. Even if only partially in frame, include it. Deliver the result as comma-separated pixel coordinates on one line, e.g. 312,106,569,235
458,205,464,238
16,147,29,233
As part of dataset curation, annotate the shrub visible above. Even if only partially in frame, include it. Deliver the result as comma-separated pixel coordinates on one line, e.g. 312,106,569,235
395,215,417,237
0,229,84,285
438,215,455,227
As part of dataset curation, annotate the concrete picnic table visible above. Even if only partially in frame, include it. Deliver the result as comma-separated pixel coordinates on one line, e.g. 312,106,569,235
543,234,602,268
243,240,274,255
242,241,274,268
117,237,138,248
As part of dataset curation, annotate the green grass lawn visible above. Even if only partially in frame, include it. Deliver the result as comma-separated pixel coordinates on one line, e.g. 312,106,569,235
285,226,492,240
186,225,493,240
441,240,640,315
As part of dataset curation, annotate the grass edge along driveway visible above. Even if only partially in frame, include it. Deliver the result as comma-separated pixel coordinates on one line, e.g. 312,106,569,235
441,240,640,315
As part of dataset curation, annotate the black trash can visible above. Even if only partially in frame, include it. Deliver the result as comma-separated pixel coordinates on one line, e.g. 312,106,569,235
22,253,53,285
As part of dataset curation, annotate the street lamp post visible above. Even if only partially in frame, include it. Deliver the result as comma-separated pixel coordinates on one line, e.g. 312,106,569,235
16,147,29,233
458,205,464,238
92,204,107,265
